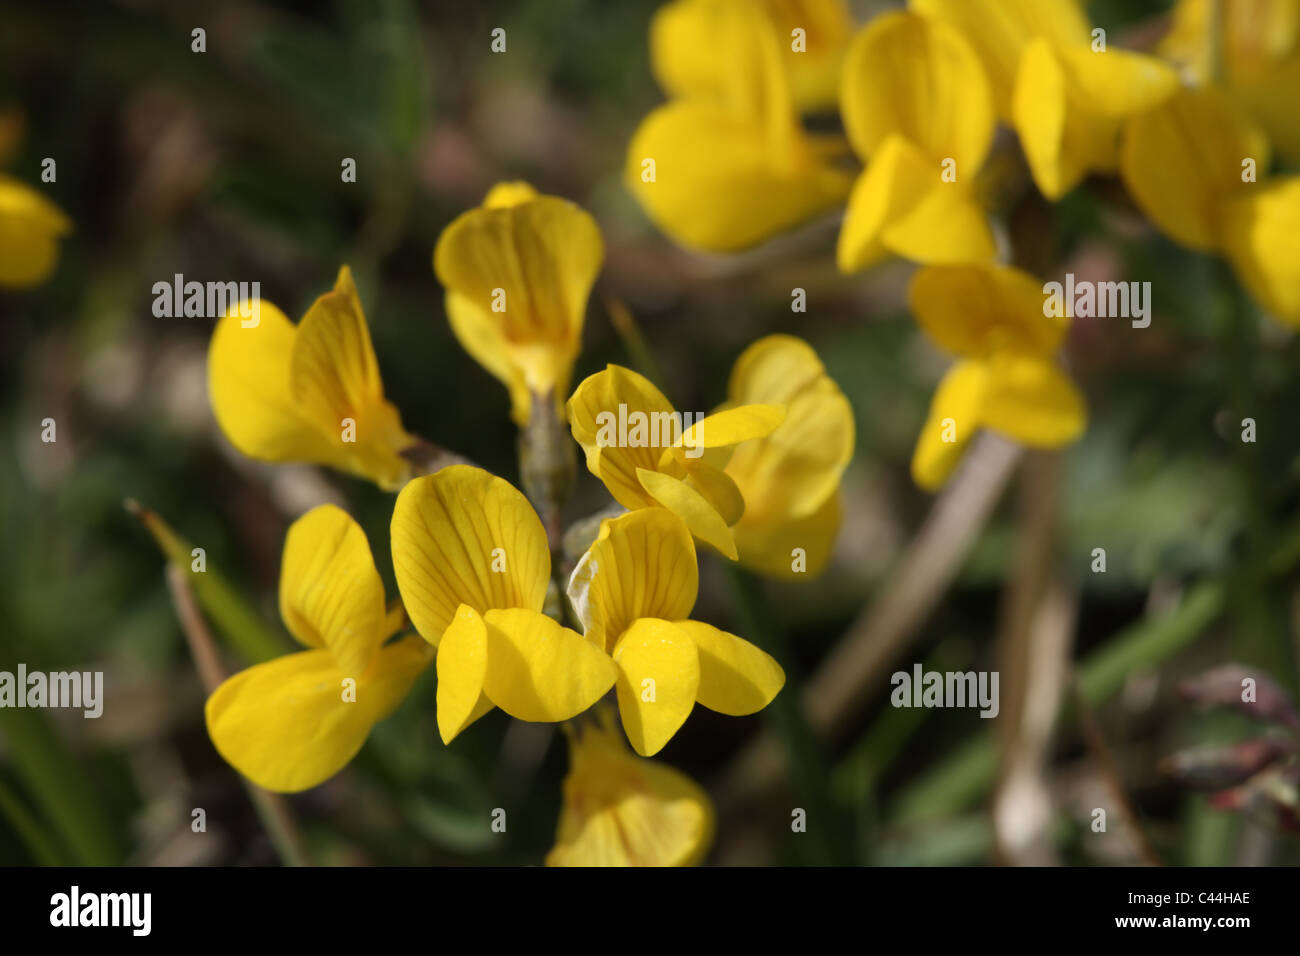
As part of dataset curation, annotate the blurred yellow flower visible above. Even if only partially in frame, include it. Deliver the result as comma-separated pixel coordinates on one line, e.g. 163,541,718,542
1160,0,1300,163
567,363,785,560
205,504,430,792
207,265,417,490
627,0,853,253
913,0,1178,200
547,718,714,866
391,465,617,744
0,109,72,288
434,181,603,427
836,11,998,271
908,264,1086,490
718,335,853,579
1120,86,1300,325
568,509,786,756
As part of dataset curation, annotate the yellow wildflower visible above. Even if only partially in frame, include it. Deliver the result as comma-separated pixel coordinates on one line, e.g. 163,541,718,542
718,335,854,579
433,181,603,427
1120,86,1300,325
547,718,714,866
627,0,853,253
390,464,617,744
207,265,417,490
205,504,430,792
908,263,1086,490
568,509,786,756
836,10,998,272
567,364,785,560
912,0,1179,200
0,111,72,288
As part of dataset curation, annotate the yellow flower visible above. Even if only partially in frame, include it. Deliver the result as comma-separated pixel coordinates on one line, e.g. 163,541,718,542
836,11,998,271
546,719,714,866
433,181,603,427
1119,85,1300,325
912,0,1179,200
627,0,854,253
567,364,786,560
652,0,853,112
0,110,72,288
391,464,617,744
1160,0,1300,163
907,264,1086,490
205,504,430,792
208,265,417,490
567,509,786,756
718,335,853,579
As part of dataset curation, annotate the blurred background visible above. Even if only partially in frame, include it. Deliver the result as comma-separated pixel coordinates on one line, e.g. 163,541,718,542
2,0,1299,866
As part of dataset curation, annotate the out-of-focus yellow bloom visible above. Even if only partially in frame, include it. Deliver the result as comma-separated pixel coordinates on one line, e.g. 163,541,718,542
1161,0,1300,162
208,265,417,490
205,504,430,792
567,364,785,560
627,0,854,253
547,718,714,866
568,509,786,756
913,0,1179,200
391,464,617,744
652,0,853,111
1120,86,1300,325
908,264,1086,490
718,335,853,579
0,110,72,287
434,182,603,427
836,11,998,271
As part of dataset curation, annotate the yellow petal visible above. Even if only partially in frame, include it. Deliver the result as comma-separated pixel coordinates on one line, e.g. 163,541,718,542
546,722,714,867
0,175,72,287
445,291,534,426
1055,46,1179,118
734,488,844,579
840,11,995,174
567,365,677,511
636,468,739,561
567,509,699,652
613,618,699,757
435,605,494,744
481,608,618,722
678,403,786,452
1012,38,1075,201
1224,177,1300,326
204,639,430,793
1120,86,1269,252
625,100,851,254
278,504,387,676
482,180,540,209
673,620,785,715
909,263,1067,357
434,194,602,395
391,465,550,646
980,351,1087,447
910,359,989,491
684,461,746,527
837,134,995,272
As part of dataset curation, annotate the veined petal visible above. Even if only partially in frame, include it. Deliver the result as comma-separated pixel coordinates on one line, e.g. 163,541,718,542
0,175,72,287
567,509,699,652
1224,176,1300,326
204,639,430,793
1120,86,1269,252
546,722,714,867
734,488,843,579
391,465,551,647
434,192,602,394
637,468,739,560
911,359,989,491
481,608,618,722
840,11,995,174
909,263,1067,357
445,291,534,427
673,620,784,715
278,504,387,676
613,618,699,757
980,351,1087,447
436,605,494,744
